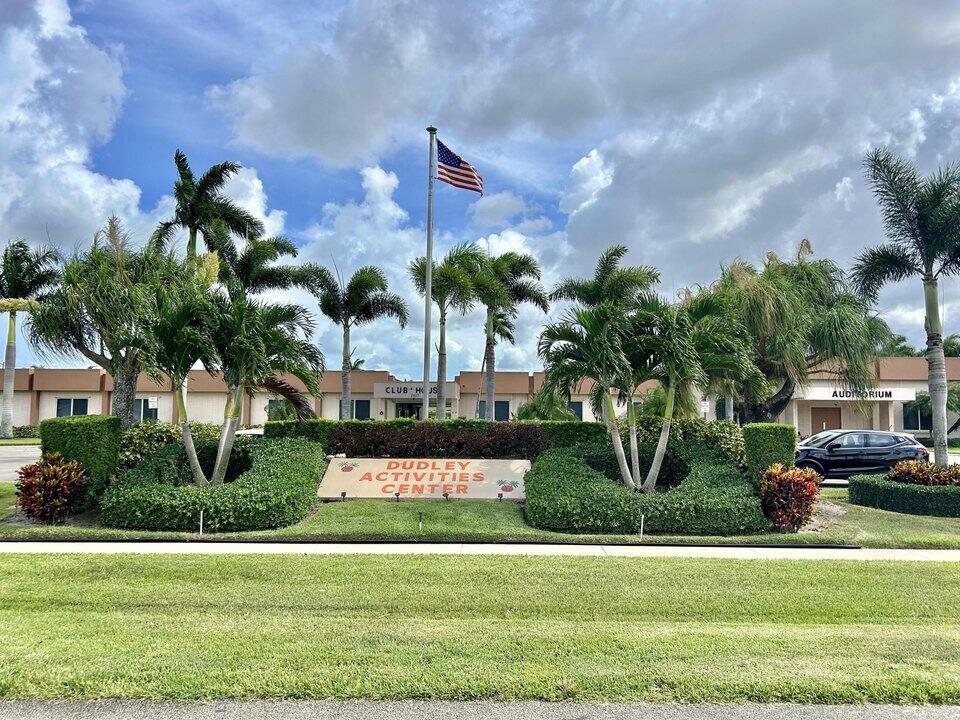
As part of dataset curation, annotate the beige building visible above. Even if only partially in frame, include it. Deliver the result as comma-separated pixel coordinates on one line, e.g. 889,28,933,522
7,358,952,438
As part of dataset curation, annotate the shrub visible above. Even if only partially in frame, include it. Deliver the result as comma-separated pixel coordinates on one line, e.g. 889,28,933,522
118,421,221,472
39,415,121,507
849,473,960,517
631,416,745,468
572,441,689,489
888,460,960,487
759,462,822,532
13,425,38,438
742,423,796,485
524,444,767,536
100,437,324,532
15,452,87,524
540,421,608,448
265,418,551,459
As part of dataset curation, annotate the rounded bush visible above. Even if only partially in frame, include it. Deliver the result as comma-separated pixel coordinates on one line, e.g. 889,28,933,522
100,437,325,532
849,473,960,517
15,452,87,524
760,462,822,532
39,415,121,507
742,423,796,485
118,421,221,473
524,444,767,536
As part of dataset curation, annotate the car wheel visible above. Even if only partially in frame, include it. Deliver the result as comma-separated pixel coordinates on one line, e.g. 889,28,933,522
795,460,824,476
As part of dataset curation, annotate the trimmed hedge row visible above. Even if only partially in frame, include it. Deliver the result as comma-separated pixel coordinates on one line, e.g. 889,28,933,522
264,418,608,459
100,437,324,532
524,444,767,536
631,417,746,468
848,474,960,517
742,423,796,485
39,415,122,507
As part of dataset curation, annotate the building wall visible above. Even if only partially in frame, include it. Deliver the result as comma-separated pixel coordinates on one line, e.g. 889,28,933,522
38,391,104,419
186,392,228,424
11,392,32,426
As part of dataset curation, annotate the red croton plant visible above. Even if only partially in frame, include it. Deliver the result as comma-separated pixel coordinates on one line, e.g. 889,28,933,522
15,452,87,524
888,460,960,487
759,463,822,532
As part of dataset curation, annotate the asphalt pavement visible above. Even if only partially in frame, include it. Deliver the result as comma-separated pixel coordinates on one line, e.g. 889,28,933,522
0,444,39,482
0,702,957,720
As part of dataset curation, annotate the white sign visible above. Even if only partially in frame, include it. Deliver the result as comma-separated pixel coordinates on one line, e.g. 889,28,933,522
801,387,916,402
700,400,710,414
319,457,530,500
373,382,460,399
147,396,159,409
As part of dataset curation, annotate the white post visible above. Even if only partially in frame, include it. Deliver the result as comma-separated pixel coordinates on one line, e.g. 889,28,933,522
422,126,437,419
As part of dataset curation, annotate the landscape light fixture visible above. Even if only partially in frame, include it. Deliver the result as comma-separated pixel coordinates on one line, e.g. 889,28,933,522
442,492,450,500
497,492,503,502
394,491,401,502
340,491,346,501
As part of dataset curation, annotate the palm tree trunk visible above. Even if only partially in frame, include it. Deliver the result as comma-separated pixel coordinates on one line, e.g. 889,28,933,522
725,396,734,424
627,396,641,483
643,382,675,492
484,307,495,421
177,383,207,485
341,323,352,420
1,312,16,438
211,386,243,485
924,277,949,466
436,312,447,420
110,359,140,430
187,226,198,260
604,391,636,490
475,354,486,418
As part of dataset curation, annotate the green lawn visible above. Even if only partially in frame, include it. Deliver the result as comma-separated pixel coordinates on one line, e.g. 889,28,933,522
4,484,960,548
0,438,39,446
0,553,958,702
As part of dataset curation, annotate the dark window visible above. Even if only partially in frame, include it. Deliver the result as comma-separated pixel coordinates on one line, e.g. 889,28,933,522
867,433,898,448
903,401,932,431
56,398,88,417
569,401,583,421
354,399,371,420
133,398,158,423
477,400,510,421
715,401,727,421
837,432,867,449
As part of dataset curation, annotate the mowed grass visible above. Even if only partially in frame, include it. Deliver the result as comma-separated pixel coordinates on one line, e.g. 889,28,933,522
0,438,39,446
0,553,959,702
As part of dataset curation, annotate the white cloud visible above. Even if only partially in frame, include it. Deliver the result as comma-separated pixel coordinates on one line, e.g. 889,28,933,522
222,167,287,238
834,176,855,211
470,191,528,229
560,150,613,216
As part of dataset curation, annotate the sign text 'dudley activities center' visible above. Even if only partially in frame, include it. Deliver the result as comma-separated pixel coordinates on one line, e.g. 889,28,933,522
318,458,530,500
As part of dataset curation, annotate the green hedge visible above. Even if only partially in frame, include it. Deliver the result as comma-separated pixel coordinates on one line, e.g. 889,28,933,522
39,415,121,507
524,444,767,536
631,416,745,468
742,423,796,485
264,418,608,457
13,425,38,438
100,437,324,532
848,474,960,517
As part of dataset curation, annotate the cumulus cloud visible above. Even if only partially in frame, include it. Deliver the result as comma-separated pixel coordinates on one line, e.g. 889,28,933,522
834,177,855,211
470,191,528,229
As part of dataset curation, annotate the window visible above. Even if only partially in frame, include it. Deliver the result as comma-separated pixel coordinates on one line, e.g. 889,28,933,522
867,433,899,448
477,400,510,421
837,432,867,449
715,401,727,421
133,398,158,423
903,401,932,431
569,401,583,421
55,398,88,417
340,399,372,420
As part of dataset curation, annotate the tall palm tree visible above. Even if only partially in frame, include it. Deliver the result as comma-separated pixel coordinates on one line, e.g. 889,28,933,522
0,240,59,438
312,266,408,420
550,244,659,306
852,148,960,466
474,251,548,420
28,217,181,429
627,290,760,490
410,243,486,419
539,303,636,489
718,240,880,423
152,149,264,259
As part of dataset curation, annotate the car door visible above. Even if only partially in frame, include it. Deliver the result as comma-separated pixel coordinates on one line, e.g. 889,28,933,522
864,432,905,472
827,432,869,476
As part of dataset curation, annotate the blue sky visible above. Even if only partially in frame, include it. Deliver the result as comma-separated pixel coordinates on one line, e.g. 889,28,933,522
3,0,960,377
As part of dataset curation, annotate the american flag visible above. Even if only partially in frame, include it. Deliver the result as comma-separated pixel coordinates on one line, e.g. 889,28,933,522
436,139,483,194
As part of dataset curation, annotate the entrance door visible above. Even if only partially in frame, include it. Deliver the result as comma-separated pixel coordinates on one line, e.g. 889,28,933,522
395,402,421,420
810,407,841,433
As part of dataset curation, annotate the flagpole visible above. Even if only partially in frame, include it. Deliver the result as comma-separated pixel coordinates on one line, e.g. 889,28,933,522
422,126,437,420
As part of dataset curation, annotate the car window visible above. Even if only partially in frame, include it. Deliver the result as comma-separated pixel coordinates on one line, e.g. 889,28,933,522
801,431,840,447
867,434,898,448
836,433,867,449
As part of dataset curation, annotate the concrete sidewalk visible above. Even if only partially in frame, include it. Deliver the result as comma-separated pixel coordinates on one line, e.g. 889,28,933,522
0,700,957,720
2,540,960,561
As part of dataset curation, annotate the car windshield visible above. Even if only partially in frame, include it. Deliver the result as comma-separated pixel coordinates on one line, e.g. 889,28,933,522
799,431,841,448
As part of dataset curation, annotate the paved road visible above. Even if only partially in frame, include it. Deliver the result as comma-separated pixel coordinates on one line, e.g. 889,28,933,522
0,701,957,720
0,444,39,482
3,539,960,561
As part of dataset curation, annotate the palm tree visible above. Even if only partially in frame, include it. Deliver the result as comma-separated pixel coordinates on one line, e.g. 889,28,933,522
410,243,485,419
0,240,59,438
28,217,182,429
515,387,577,421
539,303,636,489
313,266,408,420
852,148,960,466
907,384,960,436
944,335,960,358
474,251,548,420
718,240,881,423
550,244,659,306
152,149,264,259
627,290,760,490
